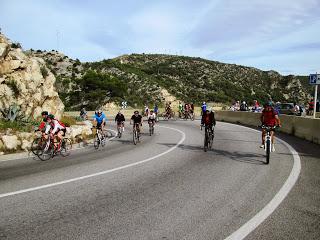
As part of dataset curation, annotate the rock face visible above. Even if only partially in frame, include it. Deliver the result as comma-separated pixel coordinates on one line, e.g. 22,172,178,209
0,34,64,119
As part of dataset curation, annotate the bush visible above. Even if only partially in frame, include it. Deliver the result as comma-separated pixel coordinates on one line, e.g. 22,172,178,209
60,115,77,127
11,42,22,49
40,66,49,78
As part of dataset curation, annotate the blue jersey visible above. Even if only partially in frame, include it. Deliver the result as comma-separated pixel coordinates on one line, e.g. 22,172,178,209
154,106,158,113
201,104,207,112
93,113,106,124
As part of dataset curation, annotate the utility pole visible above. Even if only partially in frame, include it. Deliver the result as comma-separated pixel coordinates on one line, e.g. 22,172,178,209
309,72,320,119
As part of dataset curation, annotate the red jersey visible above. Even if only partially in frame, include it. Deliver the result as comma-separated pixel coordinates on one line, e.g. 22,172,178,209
261,109,278,126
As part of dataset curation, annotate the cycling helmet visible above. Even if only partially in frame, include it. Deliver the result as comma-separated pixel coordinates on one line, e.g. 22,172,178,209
97,109,102,114
41,111,48,116
134,110,139,114
47,114,55,120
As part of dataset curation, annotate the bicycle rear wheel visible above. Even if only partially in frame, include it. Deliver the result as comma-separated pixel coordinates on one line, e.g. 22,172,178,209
94,134,100,149
204,132,208,152
118,128,122,138
60,138,72,157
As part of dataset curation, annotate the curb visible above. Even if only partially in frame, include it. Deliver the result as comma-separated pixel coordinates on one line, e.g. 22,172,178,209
0,140,93,162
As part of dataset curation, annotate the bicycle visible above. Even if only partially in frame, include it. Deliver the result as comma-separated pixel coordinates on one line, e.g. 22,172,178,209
260,125,277,164
132,123,141,145
32,135,72,161
148,121,155,136
117,121,124,138
201,124,214,152
93,126,106,149
163,110,176,121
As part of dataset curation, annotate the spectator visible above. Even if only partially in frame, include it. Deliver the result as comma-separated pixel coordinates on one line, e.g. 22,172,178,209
308,99,314,115
293,103,300,115
240,101,248,111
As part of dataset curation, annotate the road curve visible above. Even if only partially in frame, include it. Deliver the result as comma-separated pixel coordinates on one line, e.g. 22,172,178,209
0,120,318,240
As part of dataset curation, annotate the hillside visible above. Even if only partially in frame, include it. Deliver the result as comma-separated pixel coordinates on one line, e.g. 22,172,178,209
0,34,64,119
28,51,312,110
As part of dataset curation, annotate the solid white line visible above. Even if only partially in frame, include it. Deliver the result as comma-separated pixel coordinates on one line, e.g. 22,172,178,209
0,126,186,198
223,124,301,240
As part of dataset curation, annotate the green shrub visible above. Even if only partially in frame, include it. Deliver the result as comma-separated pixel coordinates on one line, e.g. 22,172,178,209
11,42,22,48
41,66,49,78
60,115,77,127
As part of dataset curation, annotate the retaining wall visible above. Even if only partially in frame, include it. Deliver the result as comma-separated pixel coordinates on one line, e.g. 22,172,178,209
216,111,320,145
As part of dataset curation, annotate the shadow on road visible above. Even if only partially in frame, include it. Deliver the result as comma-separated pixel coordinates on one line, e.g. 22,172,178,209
158,143,266,165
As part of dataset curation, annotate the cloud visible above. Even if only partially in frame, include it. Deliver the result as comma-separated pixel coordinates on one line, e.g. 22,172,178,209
1,0,319,74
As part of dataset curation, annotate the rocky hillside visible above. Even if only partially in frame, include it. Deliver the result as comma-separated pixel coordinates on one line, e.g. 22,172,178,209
0,34,64,119
30,51,312,110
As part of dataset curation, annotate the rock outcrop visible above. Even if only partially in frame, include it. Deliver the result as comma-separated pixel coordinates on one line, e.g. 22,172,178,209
0,33,64,119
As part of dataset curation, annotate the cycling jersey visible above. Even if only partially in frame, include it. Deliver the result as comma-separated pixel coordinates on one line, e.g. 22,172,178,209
115,114,125,123
148,113,156,121
93,113,106,124
131,115,142,124
201,112,216,126
201,104,207,112
261,109,278,126
45,119,66,134
38,121,49,132
154,106,159,113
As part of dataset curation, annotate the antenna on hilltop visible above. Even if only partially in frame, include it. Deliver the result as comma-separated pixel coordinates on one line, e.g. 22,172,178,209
56,30,60,51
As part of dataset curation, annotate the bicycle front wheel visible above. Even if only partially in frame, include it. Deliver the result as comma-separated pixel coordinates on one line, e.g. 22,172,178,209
37,142,53,161
31,137,43,156
265,139,270,164
133,130,137,145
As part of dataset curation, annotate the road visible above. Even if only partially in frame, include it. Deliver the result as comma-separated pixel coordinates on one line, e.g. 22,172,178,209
0,120,319,240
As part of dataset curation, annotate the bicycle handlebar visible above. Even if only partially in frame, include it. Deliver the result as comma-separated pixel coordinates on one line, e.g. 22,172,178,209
259,125,279,131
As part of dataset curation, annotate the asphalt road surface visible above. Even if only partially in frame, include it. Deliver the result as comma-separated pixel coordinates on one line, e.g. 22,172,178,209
0,120,319,240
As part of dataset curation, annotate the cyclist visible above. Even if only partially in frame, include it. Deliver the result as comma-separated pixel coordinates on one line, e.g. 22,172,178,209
45,114,66,151
148,110,156,128
201,102,207,115
154,104,159,120
184,103,190,118
130,110,143,135
178,102,184,118
38,111,49,132
190,103,194,115
93,109,107,131
80,108,87,120
201,108,216,133
260,103,281,152
144,105,149,117
115,111,125,132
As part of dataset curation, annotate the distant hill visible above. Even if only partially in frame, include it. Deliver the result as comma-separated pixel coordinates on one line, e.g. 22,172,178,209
28,50,312,110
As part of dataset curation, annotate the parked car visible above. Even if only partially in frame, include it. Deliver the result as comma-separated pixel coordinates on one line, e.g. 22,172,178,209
278,103,305,116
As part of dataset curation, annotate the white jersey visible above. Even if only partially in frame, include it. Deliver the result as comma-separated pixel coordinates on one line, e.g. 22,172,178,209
45,119,65,134
148,113,156,120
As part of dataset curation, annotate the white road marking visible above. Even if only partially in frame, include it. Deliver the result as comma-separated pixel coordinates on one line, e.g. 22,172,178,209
0,126,186,198
224,124,301,240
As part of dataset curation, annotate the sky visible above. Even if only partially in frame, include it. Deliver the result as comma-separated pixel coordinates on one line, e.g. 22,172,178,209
1,0,320,75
